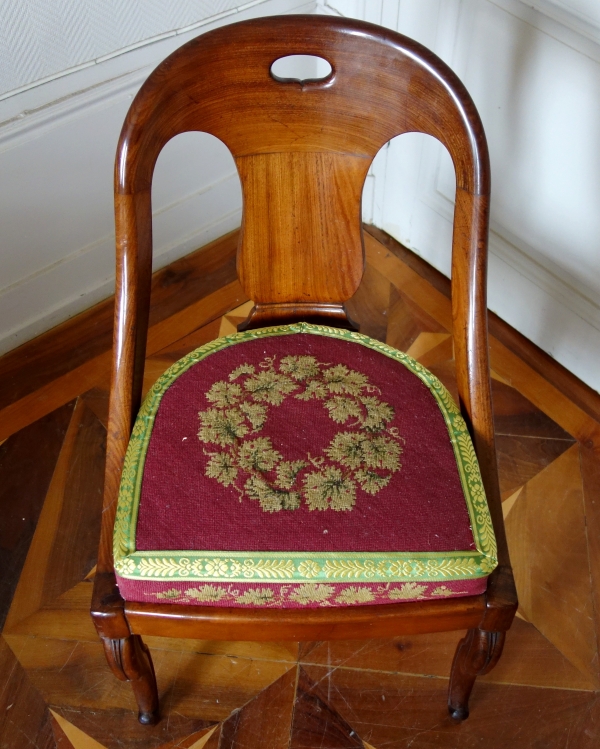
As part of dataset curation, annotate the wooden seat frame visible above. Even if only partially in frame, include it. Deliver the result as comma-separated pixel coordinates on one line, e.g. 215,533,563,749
91,14,517,725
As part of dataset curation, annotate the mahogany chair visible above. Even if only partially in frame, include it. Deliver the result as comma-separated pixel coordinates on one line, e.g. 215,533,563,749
91,14,517,726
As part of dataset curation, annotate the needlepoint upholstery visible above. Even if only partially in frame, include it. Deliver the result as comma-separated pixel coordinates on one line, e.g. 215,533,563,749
114,323,497,608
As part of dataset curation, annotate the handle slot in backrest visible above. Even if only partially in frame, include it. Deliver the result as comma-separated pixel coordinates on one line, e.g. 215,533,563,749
270,54,333,83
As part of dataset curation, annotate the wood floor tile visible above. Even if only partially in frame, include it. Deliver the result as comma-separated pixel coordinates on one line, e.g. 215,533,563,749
4,402,85,631
0,636,53,749
8,638,215,748
200,726,221,749
80,388,109,430
491,380,575,439
505,444,599,685
154,318,223,362
183,726,220,749
406,332,452,365
219,667,297,749
0,401,74,628
580,443,600,685
0,282,245,443
365,233,452,331
51,714,76,747
145,281,246,356
346,262,391,342
4,401,104,633
44,405,104,604
496,434,574,496
50,710,107,749
301,663,600,749
489,336,600,452
386,286,447,351
299,617,594,690
50,705,213,749
289,667,363,749
157,651,294,723
501,486,522,517
218,301,254,339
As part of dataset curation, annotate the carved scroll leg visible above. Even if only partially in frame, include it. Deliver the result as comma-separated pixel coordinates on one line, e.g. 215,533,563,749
448,628,506,721
101,635,159,725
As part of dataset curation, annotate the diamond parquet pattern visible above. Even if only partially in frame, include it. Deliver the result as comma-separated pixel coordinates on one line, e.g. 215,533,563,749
1,229,600,747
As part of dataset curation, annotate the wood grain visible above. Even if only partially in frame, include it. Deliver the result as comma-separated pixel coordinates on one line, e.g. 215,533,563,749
300,663,600,749
96,13,515,723
504,444,598,685
0,401,74,628
219,666,297,749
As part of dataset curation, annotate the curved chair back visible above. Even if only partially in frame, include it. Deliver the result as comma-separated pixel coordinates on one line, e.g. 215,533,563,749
108,15,505,567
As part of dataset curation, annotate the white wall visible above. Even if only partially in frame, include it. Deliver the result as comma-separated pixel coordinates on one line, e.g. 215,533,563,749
2,0,599,394
0,0,316,355
323,0,600,392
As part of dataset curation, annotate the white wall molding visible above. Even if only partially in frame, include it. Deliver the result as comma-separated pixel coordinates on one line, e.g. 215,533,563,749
0,0,285,101
0,0,317,355
422,183,600,336
490,0,600,63
0,68,147,151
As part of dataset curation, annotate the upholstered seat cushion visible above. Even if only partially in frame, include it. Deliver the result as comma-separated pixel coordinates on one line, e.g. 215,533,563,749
114,323,497,608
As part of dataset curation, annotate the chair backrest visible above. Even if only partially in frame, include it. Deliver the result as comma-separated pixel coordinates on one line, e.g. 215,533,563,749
110,15,503,557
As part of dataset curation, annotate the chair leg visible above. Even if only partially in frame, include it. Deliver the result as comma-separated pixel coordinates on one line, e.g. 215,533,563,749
101,634,160,725
447,628,505,721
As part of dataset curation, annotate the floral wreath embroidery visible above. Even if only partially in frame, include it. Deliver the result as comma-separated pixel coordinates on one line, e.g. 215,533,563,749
197,355,405,512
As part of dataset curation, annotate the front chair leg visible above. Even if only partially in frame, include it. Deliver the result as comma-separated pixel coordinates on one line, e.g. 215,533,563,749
448,628,505,721
101,634,159,725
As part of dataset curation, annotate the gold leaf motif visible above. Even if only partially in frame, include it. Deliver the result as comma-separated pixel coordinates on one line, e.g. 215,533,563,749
280,355,320,380
303,467,356,511
354,469,391,495
289,583,335,604
323,560,378,579
276,460,307,489
155,588,183,600
238,437,282,472
234,588,276,606
138,557,191,577
229,364,256,380
205,452,237,487
244,370,297,405
324,396,363,424
205,381,243,408
334,586,375,604
185,585,230,602
387,582,428,600
241,559,296,579
198,407,249,446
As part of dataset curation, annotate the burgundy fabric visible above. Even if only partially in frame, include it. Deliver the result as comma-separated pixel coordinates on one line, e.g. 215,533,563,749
135,334,475,554
117,577,487,608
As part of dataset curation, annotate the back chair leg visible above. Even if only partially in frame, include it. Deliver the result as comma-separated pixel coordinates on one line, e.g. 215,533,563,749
447,628,506,721
101,634,160,725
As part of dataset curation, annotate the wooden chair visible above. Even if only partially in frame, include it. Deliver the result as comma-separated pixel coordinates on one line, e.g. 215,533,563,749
91,14,517,726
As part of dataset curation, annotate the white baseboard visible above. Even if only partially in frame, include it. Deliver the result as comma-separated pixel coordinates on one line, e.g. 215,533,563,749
382,202,600,393
0,182,242,355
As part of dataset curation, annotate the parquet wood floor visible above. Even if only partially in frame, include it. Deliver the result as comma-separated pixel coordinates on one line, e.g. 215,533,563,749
1,228,600,748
